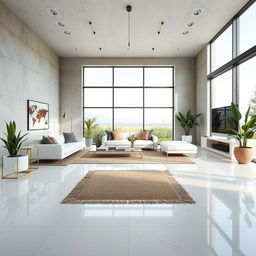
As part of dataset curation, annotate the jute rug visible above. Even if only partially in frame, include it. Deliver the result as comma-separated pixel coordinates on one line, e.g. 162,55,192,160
62,170,196,204
72,150,195,164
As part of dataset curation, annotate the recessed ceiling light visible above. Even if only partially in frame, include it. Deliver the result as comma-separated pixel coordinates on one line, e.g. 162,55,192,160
187,22,195,27
57,21,65,27
99,48,102,51
49,9,58,16
152,47,155,51
182,31,189,35
75,48,78,51
64,31,71,35
193,9,202,16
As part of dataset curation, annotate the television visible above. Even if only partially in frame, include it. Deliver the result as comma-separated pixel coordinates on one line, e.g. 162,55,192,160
211,106,238,134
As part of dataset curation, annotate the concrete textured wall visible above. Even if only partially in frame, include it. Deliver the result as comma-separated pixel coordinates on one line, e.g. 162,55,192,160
0,2,60,158
195,46,210,145
60,57,196,141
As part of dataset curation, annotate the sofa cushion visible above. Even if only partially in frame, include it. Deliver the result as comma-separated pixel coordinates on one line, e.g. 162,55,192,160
105,130,113,140
112,131,123,140
135,131,149,140
41,136,53,144
134,140,153,147
144,129,154,140
105,140,131,147
55,135,65,144
63,132,78,143
160,141,197,151
49,136,59,144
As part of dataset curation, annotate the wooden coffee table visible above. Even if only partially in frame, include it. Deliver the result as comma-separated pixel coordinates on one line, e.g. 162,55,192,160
94,147,144,159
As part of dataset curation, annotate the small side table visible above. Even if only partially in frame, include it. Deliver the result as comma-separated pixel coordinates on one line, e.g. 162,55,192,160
19,146,39,172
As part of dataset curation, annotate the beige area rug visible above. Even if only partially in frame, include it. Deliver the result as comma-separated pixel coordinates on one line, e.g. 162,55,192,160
72,150,195,164
62,170,196,204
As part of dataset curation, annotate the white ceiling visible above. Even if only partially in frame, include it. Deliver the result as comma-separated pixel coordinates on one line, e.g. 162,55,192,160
2,0,248,57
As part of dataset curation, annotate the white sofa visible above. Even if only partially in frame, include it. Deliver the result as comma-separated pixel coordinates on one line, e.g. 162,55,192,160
32,135,85,160
160,141,198,157
101,132,158,149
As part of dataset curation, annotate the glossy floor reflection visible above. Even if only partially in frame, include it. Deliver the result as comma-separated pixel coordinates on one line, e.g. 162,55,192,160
0,149,256,256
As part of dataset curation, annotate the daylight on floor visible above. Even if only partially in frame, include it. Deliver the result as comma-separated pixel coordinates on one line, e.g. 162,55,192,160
0,0,256,255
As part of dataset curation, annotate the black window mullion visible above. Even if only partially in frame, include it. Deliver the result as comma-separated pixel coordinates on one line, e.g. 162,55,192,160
112,67,114,131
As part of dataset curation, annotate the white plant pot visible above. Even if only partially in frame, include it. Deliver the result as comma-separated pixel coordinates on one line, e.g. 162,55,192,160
182,135,192,143
85,138,93,148
3,154,29,173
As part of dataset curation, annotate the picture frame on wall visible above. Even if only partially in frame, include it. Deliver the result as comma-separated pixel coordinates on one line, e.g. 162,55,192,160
27,100,49,130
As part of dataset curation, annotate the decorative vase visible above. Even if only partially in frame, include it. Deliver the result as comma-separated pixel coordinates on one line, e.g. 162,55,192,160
85,138,93,148
182,135,192,143
95,136,102,148
234,147,253,164
3,154,29,173
131,141,135,148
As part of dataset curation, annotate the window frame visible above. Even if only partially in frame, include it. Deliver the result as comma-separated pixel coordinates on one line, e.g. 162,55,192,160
83,66,175,139
208,0,256,136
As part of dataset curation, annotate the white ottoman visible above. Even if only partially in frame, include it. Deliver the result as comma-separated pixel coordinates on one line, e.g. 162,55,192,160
160,141,198,157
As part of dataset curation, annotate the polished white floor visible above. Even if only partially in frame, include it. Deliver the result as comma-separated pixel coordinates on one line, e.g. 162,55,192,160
0,149,256,256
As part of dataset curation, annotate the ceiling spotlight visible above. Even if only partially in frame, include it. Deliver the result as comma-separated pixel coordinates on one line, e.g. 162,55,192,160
75,48,78,51
187,21,195,27
57,21,65,27
64,31,71,35
89,21,96,35
49,9,58,16
157,21,165,35
193,9,202,16
182,31,189,35
99,48,102,51
126,5,132,49
152,47,155,51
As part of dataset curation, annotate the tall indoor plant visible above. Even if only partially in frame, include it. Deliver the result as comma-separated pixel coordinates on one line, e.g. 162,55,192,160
1,121,28,175
176,109,202,143
224,103,256,164
84,118,98,147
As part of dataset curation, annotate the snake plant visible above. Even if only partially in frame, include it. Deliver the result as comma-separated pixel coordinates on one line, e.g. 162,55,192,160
0,121,28,157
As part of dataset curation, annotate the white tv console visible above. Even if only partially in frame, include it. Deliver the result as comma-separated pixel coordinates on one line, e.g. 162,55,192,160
201,136,237,159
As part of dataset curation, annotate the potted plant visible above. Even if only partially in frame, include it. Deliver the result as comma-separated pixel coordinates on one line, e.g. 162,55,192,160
176,109,202,143
1,121,28,175
128,135,137,148
224,103,256,164
84,118,98,147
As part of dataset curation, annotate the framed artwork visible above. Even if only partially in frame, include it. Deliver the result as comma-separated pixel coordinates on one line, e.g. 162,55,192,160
27,100,49,130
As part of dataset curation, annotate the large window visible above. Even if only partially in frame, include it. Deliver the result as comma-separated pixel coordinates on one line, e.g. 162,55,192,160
83,67,174,141
209,0,256,135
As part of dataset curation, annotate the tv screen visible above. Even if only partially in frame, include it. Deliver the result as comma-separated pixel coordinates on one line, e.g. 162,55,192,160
212,106,238,134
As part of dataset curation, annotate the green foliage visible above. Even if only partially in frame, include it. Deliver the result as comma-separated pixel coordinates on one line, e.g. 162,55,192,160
84,118,98,138
128,135,137,143
0,121,28,157
176,109,202,135
224,102,256,147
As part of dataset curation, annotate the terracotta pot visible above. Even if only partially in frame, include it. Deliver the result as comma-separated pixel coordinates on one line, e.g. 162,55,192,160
234,147,253,164
95,136,102,148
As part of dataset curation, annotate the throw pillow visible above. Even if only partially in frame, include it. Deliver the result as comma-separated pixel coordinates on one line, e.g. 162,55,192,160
144,129,154,140
41,136,53,144
112,131,123,140
63,132,78,143
105,130,113,140
135,131,149,140
49,136,59,144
